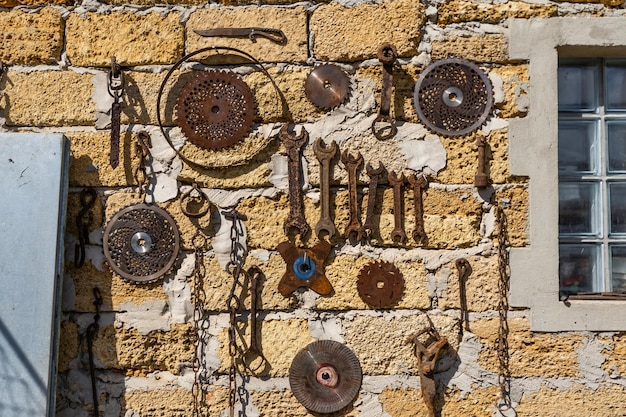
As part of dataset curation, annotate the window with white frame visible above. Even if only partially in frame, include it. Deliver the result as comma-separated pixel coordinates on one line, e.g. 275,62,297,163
508,17,626,331
558,58,626,296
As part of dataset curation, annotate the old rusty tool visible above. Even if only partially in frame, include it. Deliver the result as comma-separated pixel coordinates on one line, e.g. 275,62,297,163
474,134,489,188
407,174,428,244
414,58,493,137
313,138,338,238
388,170,407,243
305,64,351,110
180,182,211,218
74,187,97,268
277,239,333,296
279,124,311,237
372,42,398,140
108,57,124,169
341,150,364,243
456,258,472,332
243,265,268,373
361,161,386,240
289,340,362,414
406,320,449,417
193,27,287,45
357,260,404,308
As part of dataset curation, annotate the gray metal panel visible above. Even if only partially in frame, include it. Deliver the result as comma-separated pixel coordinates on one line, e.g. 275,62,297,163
0,133,69,416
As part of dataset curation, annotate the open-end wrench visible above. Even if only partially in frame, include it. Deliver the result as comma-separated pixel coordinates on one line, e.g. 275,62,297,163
279,124,310,237
313,138,338,238
408,174,427,244
361,161,386,240
341,150,364,244
372,43,398,141
243,265,268,373
388,170,407,243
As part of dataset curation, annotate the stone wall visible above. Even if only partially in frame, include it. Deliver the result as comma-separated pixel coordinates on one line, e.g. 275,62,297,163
1,0,625,416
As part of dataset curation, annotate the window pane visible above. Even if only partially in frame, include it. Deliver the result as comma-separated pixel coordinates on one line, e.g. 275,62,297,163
606,121,626,172
558,120,597,173
559,182,600,235
609,183,626,234
559,244,600,294
605,59,626,111
558,59,599,112
610,246,626,292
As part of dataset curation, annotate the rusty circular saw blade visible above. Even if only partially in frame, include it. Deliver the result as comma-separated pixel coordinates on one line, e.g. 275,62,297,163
289,340,362,414
176,70,257,150
413,58,493,137
103,203,180,284
305,64,351,110
357,261,405,309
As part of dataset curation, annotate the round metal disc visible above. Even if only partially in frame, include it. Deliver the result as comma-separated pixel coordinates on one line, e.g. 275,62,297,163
289,340,362,414
413,58,493,137
357,261,405,309
176,70,257,150
305,64,350,110
103,204,180,284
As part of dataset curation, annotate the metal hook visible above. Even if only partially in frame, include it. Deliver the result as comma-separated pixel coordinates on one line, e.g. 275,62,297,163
180,182,211,218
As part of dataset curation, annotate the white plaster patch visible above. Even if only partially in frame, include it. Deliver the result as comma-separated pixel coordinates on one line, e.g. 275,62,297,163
308,316,344,342
399,133,447,175
249,249,271,262
268,154,289,192
91,71,115,130
489,71,505,104
355,393,393,417
201,187,279,209
576,338,608,383
116,300,171,335
163,252,194,324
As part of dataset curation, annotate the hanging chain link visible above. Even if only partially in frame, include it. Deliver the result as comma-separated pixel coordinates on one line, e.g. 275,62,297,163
108,57,124,169
496,203,513,412
134,131,152,199
223,209,248,417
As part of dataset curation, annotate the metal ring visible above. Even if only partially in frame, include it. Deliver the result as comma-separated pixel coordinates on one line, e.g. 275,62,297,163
371,113,398,141
156,46,285,170
180,183,211,218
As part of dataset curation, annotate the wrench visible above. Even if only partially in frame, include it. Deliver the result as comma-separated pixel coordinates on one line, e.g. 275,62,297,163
388,170,407,243
313,138,338,238
361,161,386,240
279,124,310,237
372,43,398,141
407,174,427,244
474,134,489,188
243,265,268,373
341,150,364,244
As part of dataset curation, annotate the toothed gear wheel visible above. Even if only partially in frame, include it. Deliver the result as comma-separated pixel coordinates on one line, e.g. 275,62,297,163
289,340,362,414
103,204,180,284
357,261,404,308
305,64,351,110
176,70,257,150
413,58,493,137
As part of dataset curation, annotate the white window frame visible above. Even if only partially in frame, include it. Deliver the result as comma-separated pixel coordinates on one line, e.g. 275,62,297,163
508,17,626,331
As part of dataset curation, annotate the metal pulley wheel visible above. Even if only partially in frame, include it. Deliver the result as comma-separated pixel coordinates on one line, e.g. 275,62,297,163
414,58,493,137
357,261,405,308
305,64,351,110
289,340,362,414
176,70,257,150
103,204,180,284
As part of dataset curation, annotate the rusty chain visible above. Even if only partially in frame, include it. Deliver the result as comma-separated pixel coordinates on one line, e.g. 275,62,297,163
133,131,152,199
107,57,124,169
223,209,248,417
496,203,513,413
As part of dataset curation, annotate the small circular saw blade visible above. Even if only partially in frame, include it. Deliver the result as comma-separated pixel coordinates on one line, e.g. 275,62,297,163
176,70,257,150
103,203,181,284
289,340,362,414
305,64,351,111
357,261,405,309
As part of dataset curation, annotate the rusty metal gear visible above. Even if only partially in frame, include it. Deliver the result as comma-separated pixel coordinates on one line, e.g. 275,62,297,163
176,70,257,150
289,340,362,414
357,261,405,308
414,58,493,137
103,203,181,284
305,64,350,110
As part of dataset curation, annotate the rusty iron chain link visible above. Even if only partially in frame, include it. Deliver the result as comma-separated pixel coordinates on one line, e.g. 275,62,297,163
133,131,152,199
190,228,210,416
496,203,513,413
223,209,248,417
108,57,124,169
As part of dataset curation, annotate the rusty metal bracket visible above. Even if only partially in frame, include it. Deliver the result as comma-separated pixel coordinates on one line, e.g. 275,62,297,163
277,240,333,296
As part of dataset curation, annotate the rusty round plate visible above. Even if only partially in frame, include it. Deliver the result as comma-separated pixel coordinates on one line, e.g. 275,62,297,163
305,64,350,111
289,340,362,414
176,70,257,150
414,58,493,137
357,261,405,308
103,204,180,284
